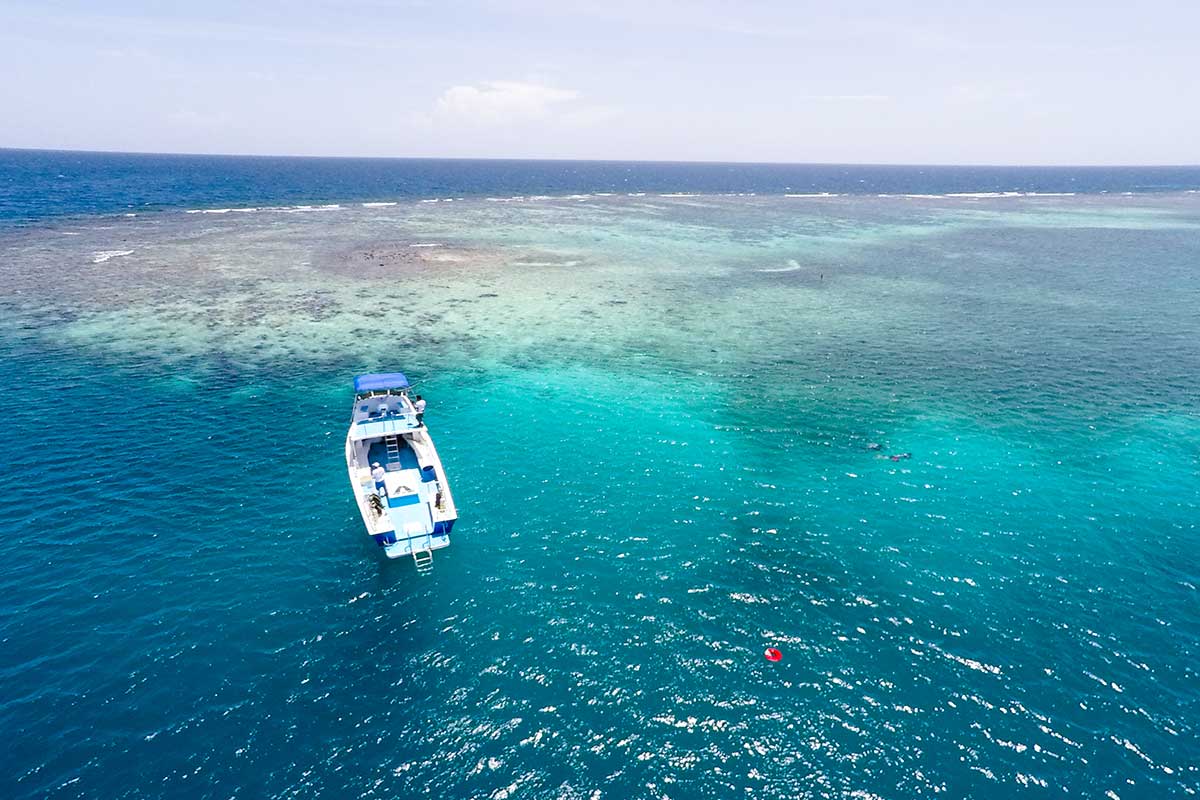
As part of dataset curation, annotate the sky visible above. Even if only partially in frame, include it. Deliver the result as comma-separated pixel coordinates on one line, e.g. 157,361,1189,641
0,0,1197,164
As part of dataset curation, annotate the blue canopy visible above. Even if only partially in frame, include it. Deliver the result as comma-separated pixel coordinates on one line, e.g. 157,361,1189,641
354,372,411,393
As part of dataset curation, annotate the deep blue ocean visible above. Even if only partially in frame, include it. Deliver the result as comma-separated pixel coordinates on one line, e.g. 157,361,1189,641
1,149,1197,799
4,148,1200,225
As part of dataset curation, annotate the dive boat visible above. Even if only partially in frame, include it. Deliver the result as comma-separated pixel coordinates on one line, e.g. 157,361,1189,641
345,373,458,569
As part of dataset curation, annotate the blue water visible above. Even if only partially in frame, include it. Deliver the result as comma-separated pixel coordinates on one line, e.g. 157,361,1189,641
4,147,1200,226
1,151,1198,798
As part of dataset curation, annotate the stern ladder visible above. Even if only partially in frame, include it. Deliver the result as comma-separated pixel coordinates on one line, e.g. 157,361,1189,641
384,434,402,469
412,546,433,574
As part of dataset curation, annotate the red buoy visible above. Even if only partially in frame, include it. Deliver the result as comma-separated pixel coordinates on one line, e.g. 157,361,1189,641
764,647,782,662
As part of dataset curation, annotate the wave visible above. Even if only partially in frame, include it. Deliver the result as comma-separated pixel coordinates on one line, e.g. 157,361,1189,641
408,243,442,248
183,203,342,215
92,249,134,264
932,191,1080,199
165,188,1192,219
757,259,805,273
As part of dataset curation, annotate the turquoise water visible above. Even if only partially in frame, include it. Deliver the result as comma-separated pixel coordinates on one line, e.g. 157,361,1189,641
2,189,1198,798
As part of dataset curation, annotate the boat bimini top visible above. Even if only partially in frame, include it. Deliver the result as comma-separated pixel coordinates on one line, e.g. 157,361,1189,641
353,372,411,395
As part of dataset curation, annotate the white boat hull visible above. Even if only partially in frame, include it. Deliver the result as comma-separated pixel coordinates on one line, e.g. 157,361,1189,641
345,375,458,563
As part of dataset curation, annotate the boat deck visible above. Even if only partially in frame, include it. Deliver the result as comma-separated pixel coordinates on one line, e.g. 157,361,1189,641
368,440,420,471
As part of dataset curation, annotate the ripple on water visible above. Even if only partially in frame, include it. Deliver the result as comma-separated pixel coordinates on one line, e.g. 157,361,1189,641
2,195,1199,798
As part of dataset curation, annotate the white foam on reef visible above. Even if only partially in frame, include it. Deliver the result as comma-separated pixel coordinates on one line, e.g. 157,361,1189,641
868,191,1081,200
511,260,581,267
660,192,699,197
758,259,805,273
184,203,342,215
408,243,442,248
784,192,840,198
92,250,134,264
361,202,397,207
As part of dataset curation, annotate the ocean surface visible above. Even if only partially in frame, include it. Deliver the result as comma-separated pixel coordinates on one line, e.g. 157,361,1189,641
1,150,1198,799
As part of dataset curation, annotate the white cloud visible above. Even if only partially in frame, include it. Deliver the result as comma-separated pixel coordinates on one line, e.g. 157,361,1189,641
400,79,623,157
433,80,580,125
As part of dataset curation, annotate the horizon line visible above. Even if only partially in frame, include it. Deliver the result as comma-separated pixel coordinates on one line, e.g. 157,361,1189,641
2,145,1198,171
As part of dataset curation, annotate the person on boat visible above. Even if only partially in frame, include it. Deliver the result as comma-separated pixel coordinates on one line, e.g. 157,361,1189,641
371,462,386,493
413,395,427,421
367,493,385,517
